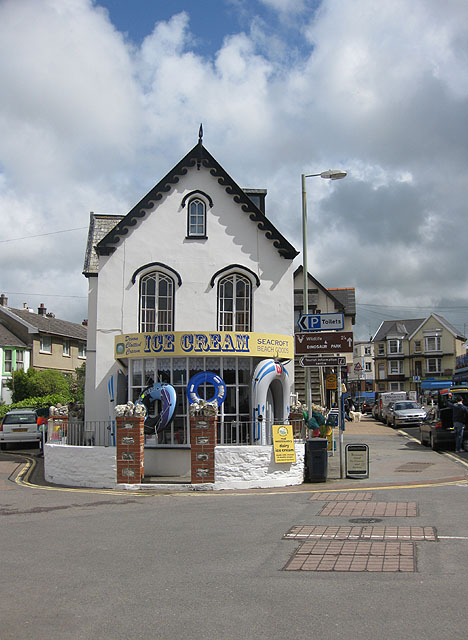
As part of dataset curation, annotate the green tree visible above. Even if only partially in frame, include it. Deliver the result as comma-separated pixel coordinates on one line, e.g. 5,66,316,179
7,368,73,404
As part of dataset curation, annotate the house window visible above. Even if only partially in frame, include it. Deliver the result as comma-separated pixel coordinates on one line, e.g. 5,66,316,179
414,340,421,353
378,363,385,379
426,358,441,374
16,350,24,370
40,336,52,354
389,382,403,391
365,362,372,372
377,343,385,355
218,274,251,331
187,198,206,237
78,343,86,359
140,272,174,332
389,360,402,375
425,336,441,352
415,361,422,377
388,339,402,354
63,340,70,357
4,349,12,373
364,346,371,355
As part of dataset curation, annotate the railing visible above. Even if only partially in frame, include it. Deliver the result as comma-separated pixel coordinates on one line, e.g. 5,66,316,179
48,420,114,447
49,418,305,447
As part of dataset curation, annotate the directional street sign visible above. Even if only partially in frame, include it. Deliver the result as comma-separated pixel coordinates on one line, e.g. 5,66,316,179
300,355,347,367
295,331,354,354
297,312,344,332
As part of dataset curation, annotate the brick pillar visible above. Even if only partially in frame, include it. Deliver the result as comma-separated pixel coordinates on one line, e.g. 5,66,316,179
190,415,216,484
116,416,144,484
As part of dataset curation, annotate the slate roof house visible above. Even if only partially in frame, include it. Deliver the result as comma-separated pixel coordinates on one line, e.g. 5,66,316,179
372,314,466,394
82,133,302,484
0,295,87,385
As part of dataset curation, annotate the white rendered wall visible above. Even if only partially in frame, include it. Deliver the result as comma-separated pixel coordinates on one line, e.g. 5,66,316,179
87,165,295,423
44,443,116,489
214,444,305,489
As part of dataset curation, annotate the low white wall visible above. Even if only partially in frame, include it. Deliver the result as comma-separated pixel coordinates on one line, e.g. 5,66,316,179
44,443,116,489
144,448,191,477
214,444,305,489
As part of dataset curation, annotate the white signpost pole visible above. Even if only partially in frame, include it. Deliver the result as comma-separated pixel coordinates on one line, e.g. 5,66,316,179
337,366,344,479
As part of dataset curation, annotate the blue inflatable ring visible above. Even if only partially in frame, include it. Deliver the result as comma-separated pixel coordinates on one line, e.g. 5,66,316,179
187,371,226,406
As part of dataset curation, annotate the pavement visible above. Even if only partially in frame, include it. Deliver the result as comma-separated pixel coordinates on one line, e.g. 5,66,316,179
2,415,468,493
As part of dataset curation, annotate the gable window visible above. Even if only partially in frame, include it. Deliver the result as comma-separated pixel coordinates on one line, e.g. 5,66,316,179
187,198,206,237
425,336,441,352
218,274,251,332
40,335,52,354
140,272,174,332
388,339,402,354
63,340,70,357
377,343,385,355
4,349,12,373
414,340,421,353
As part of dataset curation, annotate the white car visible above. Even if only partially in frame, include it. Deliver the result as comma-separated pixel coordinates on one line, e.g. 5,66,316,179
0,409,40,449
385,401,427,428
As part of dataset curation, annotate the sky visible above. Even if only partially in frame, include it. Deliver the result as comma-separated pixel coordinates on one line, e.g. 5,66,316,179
1,0,468,341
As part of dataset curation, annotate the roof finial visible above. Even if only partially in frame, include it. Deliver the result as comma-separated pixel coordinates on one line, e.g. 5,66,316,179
198,123,203,144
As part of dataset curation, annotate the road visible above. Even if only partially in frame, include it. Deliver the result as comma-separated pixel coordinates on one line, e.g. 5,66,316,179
1,438,468,640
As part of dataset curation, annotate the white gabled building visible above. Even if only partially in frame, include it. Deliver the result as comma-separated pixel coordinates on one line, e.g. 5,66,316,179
82,134,300,483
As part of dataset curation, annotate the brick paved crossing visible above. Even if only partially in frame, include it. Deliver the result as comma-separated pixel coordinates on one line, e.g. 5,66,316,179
283,493,436,572
318,501,418,517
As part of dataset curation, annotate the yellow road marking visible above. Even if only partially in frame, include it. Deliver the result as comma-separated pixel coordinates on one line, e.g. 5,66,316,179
5,451,468,498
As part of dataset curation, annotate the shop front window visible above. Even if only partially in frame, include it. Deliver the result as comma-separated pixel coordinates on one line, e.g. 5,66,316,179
129,356,253,446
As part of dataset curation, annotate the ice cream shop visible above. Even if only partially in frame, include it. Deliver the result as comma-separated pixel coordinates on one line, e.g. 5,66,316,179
45,133,305,489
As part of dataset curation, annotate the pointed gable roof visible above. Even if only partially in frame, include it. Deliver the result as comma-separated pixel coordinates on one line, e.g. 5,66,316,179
94,141,298,260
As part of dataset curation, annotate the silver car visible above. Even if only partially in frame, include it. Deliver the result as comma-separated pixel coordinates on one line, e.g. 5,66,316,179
386,401,427,428
0,409,40,449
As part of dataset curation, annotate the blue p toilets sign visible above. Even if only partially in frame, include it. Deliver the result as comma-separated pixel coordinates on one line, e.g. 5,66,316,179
297,313,344,332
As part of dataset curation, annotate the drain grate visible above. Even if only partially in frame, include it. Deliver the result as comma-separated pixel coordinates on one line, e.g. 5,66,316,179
349,517,382,524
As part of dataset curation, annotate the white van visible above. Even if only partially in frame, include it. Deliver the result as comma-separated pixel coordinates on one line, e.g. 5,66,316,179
374,392,407,423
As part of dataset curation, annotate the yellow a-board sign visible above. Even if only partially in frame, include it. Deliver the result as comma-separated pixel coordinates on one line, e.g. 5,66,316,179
272,425,296,463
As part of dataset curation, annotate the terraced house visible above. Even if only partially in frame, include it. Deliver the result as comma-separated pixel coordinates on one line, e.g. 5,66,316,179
372,314,466,395
0,295,87,395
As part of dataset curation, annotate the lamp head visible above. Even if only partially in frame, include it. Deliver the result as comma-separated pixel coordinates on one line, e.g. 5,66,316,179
320,170,347,180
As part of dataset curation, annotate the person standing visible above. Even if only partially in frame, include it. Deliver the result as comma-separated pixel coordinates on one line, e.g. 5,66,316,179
447,394,468,452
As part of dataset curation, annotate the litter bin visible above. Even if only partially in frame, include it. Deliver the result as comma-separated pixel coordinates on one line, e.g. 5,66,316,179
305,438,328,482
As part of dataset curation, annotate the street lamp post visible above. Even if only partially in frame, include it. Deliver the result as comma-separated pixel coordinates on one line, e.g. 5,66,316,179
301,170,347,440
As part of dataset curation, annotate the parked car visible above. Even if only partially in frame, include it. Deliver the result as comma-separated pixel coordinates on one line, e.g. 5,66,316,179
385,401,427,428
420,386,468,451
0,408,40,450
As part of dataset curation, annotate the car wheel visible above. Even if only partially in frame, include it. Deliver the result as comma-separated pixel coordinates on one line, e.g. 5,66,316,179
430,433,439,451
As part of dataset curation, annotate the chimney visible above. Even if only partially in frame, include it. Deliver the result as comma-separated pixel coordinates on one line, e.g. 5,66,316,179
0,294,7,307
38,303,47,316
82,319,88,327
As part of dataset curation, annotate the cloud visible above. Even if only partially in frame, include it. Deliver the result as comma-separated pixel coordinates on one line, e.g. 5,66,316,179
0,0,467,340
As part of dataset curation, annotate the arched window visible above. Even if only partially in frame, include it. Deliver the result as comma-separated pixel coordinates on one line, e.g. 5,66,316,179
188,198,206,237
140,272,174,332
218,274,251,332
